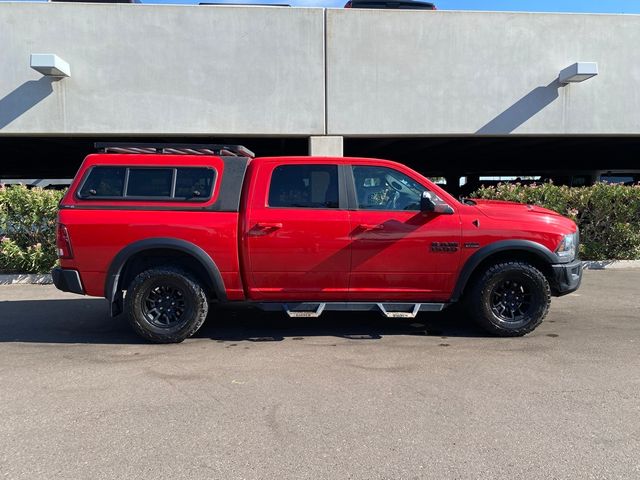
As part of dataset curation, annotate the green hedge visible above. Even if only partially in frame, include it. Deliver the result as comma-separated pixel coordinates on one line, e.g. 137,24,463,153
1,182,639,274
0,185,66,274
472,182,640,260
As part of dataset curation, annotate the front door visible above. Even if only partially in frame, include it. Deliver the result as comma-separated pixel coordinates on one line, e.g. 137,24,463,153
244,161,351,302
347,164,462,302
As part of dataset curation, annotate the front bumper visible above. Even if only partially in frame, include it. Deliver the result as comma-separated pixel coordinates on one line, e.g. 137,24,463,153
51,267,85,295
550,259,583,296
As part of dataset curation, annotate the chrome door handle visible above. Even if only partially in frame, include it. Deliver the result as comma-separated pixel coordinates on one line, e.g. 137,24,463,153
358,223,384,230
248,222,283,237
256,222,283,229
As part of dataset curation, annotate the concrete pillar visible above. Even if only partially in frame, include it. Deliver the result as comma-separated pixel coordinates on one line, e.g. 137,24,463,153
309,136,344,157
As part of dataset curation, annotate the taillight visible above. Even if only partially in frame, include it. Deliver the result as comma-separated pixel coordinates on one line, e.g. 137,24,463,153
56,223,73,259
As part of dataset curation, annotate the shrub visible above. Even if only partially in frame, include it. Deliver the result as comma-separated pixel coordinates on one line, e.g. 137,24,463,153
0,185,66,274
0,181,638,273
472,182,640,260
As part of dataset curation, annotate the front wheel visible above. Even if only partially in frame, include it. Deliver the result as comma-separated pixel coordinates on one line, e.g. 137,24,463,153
124,267,209,343
466,261,551,337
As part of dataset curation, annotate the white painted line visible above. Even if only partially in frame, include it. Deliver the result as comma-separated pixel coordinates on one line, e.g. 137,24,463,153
0,274,53,285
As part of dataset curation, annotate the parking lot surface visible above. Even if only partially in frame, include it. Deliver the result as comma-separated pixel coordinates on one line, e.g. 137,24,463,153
0,270,639,480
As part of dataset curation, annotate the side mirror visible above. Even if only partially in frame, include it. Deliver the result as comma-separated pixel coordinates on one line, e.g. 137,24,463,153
421,192,454,215
420,192,436,212
434,203,455,215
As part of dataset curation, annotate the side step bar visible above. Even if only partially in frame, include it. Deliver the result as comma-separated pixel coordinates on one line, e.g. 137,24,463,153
258,302,446,319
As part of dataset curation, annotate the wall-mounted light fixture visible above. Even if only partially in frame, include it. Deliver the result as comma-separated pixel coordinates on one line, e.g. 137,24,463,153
559,62,598,84
30,54,71,77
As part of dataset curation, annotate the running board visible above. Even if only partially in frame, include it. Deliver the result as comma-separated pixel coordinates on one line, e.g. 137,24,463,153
258,302,446,319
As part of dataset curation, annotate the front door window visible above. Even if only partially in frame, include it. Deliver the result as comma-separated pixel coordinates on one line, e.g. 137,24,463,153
352,166,442,211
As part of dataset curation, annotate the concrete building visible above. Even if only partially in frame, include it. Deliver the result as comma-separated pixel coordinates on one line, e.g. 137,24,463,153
1,2,639,187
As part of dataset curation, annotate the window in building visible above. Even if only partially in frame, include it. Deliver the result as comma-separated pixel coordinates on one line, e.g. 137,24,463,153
600,174,637,185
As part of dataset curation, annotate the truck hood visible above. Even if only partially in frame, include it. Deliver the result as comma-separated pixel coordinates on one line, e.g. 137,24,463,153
469,199,576,230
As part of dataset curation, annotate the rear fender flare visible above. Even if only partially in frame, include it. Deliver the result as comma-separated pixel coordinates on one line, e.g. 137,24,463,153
104,238,227,315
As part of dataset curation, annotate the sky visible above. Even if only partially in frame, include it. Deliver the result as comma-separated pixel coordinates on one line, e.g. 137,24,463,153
142,0,640,13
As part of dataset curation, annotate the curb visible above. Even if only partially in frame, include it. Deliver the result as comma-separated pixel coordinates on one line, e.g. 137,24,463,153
0,274,53,285
582,260,640,270
1,260,639,285
0,260,640,285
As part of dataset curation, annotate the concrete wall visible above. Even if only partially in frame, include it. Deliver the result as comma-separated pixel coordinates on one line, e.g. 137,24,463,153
326,10,640,135
0,3,325,135
1,3,640,137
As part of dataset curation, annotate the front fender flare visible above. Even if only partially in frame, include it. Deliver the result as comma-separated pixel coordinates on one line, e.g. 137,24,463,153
451,240,558,302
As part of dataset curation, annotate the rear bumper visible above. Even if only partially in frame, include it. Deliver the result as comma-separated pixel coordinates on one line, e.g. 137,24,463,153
551,259,583,296
51,267,85,295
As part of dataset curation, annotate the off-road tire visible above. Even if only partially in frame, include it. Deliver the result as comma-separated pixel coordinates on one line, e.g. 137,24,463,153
466,261,551,337
125,267,208,343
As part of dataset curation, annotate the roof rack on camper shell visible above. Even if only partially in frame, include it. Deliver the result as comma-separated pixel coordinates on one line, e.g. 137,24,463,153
94,142,255,158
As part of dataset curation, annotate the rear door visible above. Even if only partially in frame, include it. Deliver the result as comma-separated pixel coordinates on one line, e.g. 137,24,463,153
244,160,351,301
347,163,462,301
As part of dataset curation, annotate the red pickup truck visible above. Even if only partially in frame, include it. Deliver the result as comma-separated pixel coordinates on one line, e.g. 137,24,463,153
52,143,582,343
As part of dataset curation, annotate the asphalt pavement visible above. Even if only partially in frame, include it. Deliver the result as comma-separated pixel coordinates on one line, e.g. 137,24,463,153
0,270,638,480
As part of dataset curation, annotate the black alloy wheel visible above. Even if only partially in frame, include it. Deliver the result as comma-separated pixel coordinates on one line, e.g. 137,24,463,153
467,261,551,337
142,283,190,328
489,278,533,326
125,267,209,343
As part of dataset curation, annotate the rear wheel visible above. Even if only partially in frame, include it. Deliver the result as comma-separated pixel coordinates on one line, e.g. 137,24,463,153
124,267,208,343
467,261,550,337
